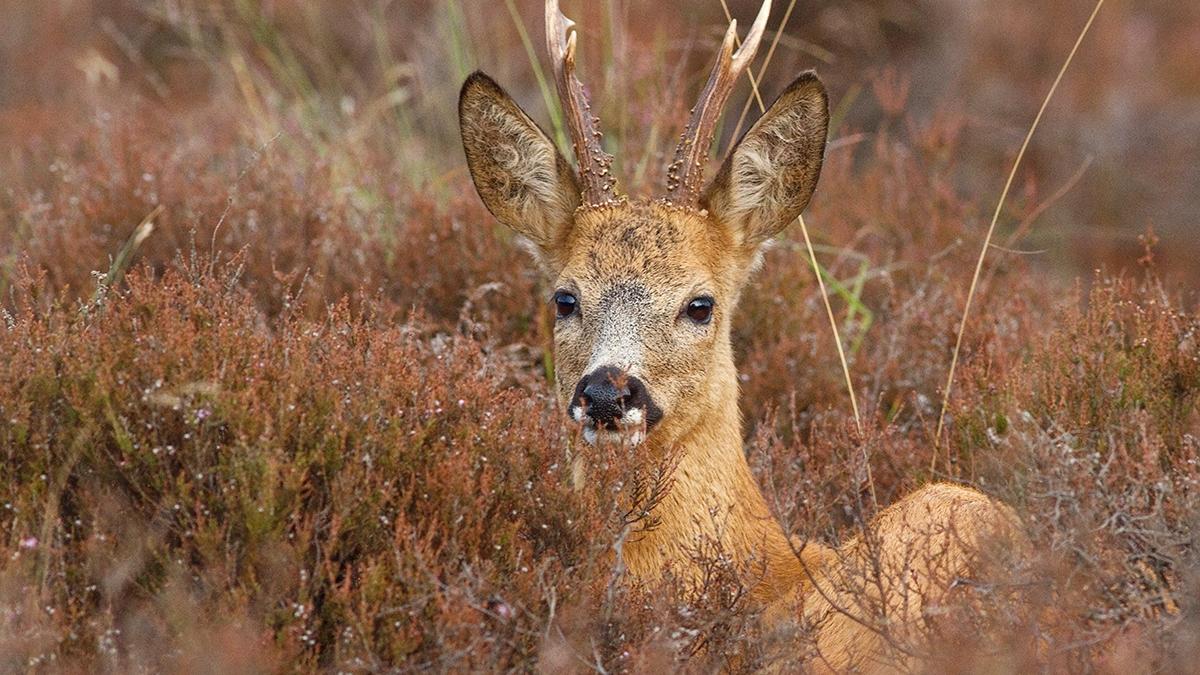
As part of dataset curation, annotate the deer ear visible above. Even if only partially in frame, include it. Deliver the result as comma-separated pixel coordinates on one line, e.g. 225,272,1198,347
459,71,580,262
702,72,828,249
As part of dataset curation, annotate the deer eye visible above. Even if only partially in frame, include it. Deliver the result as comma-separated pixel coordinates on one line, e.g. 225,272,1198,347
684,296,714,325
553,290,578,319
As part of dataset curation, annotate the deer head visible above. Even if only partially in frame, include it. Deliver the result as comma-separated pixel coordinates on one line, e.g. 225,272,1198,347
459,0,828,451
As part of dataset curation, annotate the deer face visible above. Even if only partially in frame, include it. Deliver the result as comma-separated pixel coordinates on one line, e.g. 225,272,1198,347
458,0,828,448
549,203,737,447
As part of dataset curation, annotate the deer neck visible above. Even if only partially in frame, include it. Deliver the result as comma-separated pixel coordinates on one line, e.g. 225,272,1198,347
621,354,807,602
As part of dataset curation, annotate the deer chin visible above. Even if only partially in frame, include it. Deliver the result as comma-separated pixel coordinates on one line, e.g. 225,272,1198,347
582,426,646,448
569,404,651,447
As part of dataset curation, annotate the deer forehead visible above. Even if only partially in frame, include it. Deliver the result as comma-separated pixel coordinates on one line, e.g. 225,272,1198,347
559,201,737,294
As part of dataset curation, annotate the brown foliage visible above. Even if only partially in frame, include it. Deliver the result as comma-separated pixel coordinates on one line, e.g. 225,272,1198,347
0,0,1198,671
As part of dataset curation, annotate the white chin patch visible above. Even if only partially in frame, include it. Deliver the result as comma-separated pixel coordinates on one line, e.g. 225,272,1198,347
582,425,646,448
621,407,644,426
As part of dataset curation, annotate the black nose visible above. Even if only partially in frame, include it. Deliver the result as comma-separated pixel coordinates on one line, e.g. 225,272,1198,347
573,366,648,429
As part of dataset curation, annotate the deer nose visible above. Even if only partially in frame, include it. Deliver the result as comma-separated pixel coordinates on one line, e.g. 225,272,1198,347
573,366,646,429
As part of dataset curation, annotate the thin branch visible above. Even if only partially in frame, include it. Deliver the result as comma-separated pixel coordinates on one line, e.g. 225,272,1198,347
1004,154,1094,249
986,243,1048,255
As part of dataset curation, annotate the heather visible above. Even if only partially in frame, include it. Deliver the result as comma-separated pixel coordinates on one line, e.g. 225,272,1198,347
1,0,1198,671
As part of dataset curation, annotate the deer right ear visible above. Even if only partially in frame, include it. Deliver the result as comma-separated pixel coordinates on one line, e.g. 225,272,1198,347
459,71,581,263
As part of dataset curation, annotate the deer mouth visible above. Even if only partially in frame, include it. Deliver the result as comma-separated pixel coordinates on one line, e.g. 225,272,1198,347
584,426,645,447
567,366,665,446
569,402,662,447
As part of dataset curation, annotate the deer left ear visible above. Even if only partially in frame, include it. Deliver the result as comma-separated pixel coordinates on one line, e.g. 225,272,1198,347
702,72,828,249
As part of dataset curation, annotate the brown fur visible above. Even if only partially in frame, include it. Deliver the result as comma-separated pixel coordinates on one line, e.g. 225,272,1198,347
459,68,1025,671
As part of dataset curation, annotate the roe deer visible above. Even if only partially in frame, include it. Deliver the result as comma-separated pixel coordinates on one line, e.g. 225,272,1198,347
459,0,1024,669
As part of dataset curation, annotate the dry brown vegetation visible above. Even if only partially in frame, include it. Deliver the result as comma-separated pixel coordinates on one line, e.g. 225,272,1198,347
1,0,1198,671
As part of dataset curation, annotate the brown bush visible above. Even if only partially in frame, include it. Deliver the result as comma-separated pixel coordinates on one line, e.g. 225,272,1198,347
1,0,1198,671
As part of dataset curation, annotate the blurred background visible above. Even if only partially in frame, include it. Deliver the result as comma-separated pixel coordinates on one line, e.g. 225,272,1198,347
2,0,1197,289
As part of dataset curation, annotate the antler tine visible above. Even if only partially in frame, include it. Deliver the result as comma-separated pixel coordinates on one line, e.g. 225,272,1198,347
665,0,771,206
546,0,618,207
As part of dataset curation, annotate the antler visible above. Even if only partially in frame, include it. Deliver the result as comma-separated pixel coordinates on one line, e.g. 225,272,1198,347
546,0,618,207
665,0,771,207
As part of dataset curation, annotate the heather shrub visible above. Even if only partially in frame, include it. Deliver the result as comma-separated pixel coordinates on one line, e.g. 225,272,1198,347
0,268,579,669
1,0,1198,671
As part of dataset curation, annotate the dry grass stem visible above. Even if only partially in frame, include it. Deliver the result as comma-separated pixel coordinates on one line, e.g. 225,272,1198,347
932,0,1107,473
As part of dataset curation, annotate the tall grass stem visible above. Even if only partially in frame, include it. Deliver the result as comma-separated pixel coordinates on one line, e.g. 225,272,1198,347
720,0,871,501
729,0,798,147
504,0,569,153
799,214,873,504
932,0,1106,473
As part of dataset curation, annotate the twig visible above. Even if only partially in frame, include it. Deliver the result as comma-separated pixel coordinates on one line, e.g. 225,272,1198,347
209,130,283,275
1004,155,1094,249
986,242,1048,255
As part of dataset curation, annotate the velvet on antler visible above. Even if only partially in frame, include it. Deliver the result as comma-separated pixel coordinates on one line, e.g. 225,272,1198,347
545,0,619,207
664,0,771,207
